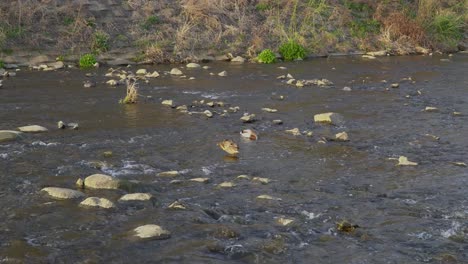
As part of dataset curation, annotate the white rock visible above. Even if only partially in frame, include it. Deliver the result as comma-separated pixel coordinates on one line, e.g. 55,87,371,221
391,83,399,88
186,63,201,68
362,55,376,59
314,112,344,125
134,224,171,239
343,86,352,91
262,108,278,113
277,217,294,226
84,174,120,189
41,187,85,199
0,130,22,142
218,71,227,77
18,125,48,133
425,106,438,112
240,113,255,123
231,56,245,63
170,68,183,75
80,197,115,209
168,201,186,209
189,178,210,183
218,182,236,188
252,177,270,184
136,69,147,75
286,74,294,79
335,132,349,141
145,71,160,78
106,79,118,86
285,128,301,136
272,120,283,125
161,100,175,107
397,156,418,166
119,193,153,202
204,110,213,118
157,171,179,177
256,195,282,201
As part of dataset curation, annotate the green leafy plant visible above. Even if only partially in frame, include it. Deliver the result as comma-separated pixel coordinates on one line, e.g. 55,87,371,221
430,13,463,45
279,40,306,61
91,31,109,54
141,15,160,30
257,49,276,63
79,53,97,69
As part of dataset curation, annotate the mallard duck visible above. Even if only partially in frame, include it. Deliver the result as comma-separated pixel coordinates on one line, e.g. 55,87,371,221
240,129,258,140
217,139,239,155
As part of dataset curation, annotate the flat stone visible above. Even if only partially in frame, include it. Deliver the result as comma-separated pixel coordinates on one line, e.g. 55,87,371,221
252,177,270,184
218,71,227,77
186,63,201,68
80,197,115,209
134,224,171,239
189,177,210,183
18,125,48,133
170,68,183,75
41,187,85,199
119,193,153,202
218,182,236,188
0,130,22,142
314,112,344,125
84,174,120,189
262,108,278,113
335,132,349,141
157,170,179,177
285,128,301,136
161,100,175,107
257,194,282,201
397,156,418,166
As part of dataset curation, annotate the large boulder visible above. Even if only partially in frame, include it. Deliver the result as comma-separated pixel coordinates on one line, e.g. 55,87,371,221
84,174,120,189
314,112,344,125
18,125,48,133
0,130,22,143
41,187,85,199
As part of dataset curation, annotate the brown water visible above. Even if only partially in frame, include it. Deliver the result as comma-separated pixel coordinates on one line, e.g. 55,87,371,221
0,54,467,263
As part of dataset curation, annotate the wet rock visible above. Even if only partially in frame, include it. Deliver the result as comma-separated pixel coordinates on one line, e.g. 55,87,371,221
218,182,236,188
424,106,438,112
337,220,359,233
240,129,258,140
134,224,171,239
335,132,349,141
286,79,296,85
170,68,183,75
76,178,84,189
189,177,211,183
218,71,228,77
83,80,95,88
168,201,186,210
84,174,120,189
240,113,256,123
451,162,466,167
0,130,22,143
157,170,179,177
80,197,115,209
145,71,160,78
106,79,118,86
391,83,399,88
262,108,278,113
18,125,48,133
285,128,301,136
237,175,251,180
119,193,152,202
314,112,344,125
257,195,281,201
362,55,376,59
276,217,294,226
217,139,239,155
213,226,239,239
296,80,304,87
305,131,313,137
49,61,64,70
231,56,245,63
286,73,294,79
367,50,387,56
252,177,270,184
453,112,462,116
397,156,418,166
136,69,147,75
204,110,214,118
186,62,201,68
343,86,352,91
277,75,286,79
161,100,175,107
273,119,283,125
41,187,85,199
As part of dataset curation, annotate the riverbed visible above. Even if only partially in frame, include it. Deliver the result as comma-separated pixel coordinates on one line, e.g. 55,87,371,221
0,54,467,263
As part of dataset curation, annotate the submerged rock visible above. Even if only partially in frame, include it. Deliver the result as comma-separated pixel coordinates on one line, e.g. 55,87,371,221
136,69,147,75
276,217,294,226
41,187,85,199
18,125,48,133
145,71,160,78
397,156,418,166
218,182,236,188
285,128,301,136
157,170,179,177
170,68,183,75
80,197,115,209
0,130,22,143
119,193,153,202
84,174,120,189
240,113,256,123
314,112,344,125
134,224,171,239
335,132,349,141
186,62,201,68
161,100,175,107
168,201,186,210
218,71,228,77
189,177,211,183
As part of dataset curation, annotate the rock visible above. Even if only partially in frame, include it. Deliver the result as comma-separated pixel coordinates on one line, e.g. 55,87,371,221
237,175,251,180
262,108,278,113
18,125,48,133
286,79,296,85
252,177,270,184
170,68,183,75
218,71,228,77
106,79,118,86
286,74,294,79
277,75,286,79
41,187,85,199
57,121,66,129
453,112,462,116
204,110,214,118
134,225,171,239
119,193,153,202
189,177,210,183
305,131,313,137
215,54,230,61
296,80,304,87
335,132,349,141
285,128,301,136
367,50,387,56
240,113,256,123
186,63,201,68
272,120,283,125
136,69,147,75
256,195,282,201
218,182,236,188
145,71,160,78
76,178,84,189
397,156,418,166
49,61,64,70
415,46,430,54
240,129,258,140
276,218,294,226
231,56,245,63
391,83,399,88
451,162,467,167
29,55,51,65
168,201,186,210
202,66,210,70
84,174,120,189
80,197,115,209
362,55,376,59
0,130,22,143
161,100,175,107
314,112,344,125
67,123,79,130
424,106,438,112
157,171,179,177
343,86,352,91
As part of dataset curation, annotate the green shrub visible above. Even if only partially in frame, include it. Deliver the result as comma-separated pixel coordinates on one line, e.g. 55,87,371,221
257,49,276,63
0,60,4,69
91,31,109,54
141,15,160,30
79,54,97,69
431,13,463,45
255,3,271,12
279,40,306,61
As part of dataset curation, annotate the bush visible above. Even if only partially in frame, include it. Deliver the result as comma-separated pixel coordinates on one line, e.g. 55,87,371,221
79,54,97,69
430,13,463,45
257,49,276,63
279,40,306,61
91,31,110,54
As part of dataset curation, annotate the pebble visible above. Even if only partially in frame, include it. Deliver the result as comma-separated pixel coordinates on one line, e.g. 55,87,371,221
161,100,175,107
186,63,201,68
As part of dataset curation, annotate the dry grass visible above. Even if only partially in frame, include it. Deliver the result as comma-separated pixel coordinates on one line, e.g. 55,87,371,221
122,79,139,104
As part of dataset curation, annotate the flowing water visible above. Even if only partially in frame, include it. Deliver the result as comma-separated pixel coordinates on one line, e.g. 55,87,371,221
0,54,467,263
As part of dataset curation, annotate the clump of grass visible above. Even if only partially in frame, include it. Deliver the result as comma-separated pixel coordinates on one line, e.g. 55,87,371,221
91,31,109,54
120,79,139,104
141,15,160,31
279,40,306,61
430,13,463,46
257,49,276,63
79,53,97,69
350,19,381,38
255,3,270,12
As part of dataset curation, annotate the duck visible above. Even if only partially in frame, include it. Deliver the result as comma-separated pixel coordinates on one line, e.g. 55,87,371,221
240,129,258,140
217,139,239,155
